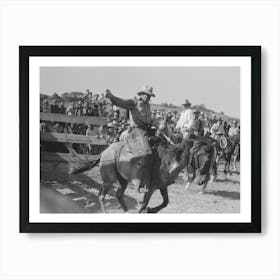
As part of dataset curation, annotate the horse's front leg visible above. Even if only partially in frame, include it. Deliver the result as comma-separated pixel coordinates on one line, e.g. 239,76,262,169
147,187,169,213
137,188,154,213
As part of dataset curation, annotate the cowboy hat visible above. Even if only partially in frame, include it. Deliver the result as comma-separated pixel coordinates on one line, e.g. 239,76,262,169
193,109,200,115
182,99,191,106
137,85,155,97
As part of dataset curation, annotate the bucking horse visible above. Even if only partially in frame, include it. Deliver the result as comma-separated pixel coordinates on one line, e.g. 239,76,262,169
69,128,191,213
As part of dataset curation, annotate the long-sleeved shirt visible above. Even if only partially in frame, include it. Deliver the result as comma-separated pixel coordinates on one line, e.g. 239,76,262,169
106,92,152,129
189,118,204,136
210,122,225,137
175,109,194,131
228,126,240,137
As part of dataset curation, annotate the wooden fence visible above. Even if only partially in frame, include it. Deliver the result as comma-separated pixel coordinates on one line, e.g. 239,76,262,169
40,113,108,162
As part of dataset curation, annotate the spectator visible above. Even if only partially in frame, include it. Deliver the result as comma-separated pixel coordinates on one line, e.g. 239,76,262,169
59,102,66,114
40,122,46,132
151,109,158,122
76,101,84,116
86,124,99,154
228,120,240,137
166,110,173,124
119,124,132,142
66,102,76,116
98,93,106,117
50,100,60,113
42,100,49,112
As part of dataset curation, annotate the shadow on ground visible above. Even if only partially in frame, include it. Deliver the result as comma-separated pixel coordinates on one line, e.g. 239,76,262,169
204,190,240,200
215,178,240,184
40,160,138,213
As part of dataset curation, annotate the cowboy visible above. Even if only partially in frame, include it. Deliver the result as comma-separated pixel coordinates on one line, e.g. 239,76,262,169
175,99,194,138
166,109,173,125
209,114,217,127
151,108,158,122
187,110,216,178
228,120,240,137
105,85,154,132
210,117,225,140
105,85,156,192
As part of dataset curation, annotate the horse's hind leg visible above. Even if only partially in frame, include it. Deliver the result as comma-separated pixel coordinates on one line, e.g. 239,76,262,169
137,188,154,213
147,188,169,213
116,175,128,212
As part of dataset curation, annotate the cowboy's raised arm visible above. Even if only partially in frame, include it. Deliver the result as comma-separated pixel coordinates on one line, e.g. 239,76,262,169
105,89,136,110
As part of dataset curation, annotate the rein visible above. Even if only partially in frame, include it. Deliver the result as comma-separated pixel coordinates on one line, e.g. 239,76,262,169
159,130,175,145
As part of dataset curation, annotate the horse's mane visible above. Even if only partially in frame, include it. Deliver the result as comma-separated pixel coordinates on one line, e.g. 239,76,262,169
158,139,191,163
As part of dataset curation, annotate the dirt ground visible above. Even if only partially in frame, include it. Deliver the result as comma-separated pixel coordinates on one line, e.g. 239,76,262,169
40,158,240,214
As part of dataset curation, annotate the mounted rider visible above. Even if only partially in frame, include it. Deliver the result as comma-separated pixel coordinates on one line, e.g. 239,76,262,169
174,99,194,137
187,110,215,173
228,120,240,137
105,85,157,192
210,117,225,140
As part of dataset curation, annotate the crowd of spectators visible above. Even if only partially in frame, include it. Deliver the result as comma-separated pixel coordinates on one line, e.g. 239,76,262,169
40,91,240,155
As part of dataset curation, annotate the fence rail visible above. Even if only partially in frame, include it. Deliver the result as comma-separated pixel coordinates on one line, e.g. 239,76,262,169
40,112,107,126
40,113,108,146
40,151,99,163
41,132,107,145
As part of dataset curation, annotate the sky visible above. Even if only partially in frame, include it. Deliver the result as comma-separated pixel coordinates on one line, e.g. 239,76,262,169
40,66,240,118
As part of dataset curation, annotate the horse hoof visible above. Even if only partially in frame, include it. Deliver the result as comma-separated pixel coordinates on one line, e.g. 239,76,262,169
198,191,205,195
185,183,191,190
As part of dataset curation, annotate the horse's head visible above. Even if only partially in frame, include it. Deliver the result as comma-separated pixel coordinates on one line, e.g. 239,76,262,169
157,141,191,183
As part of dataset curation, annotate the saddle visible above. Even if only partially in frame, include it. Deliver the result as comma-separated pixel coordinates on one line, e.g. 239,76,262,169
124,128,153,157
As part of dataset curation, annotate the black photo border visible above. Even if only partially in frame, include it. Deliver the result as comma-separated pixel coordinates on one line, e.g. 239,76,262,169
20,46,261,233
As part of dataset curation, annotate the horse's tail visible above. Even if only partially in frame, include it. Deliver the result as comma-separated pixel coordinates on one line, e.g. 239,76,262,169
66,143,101,175
69,157,100,175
